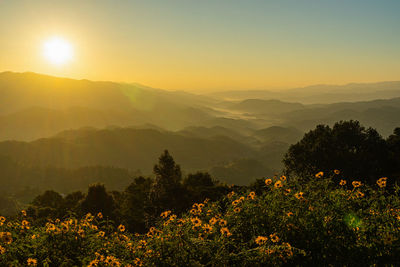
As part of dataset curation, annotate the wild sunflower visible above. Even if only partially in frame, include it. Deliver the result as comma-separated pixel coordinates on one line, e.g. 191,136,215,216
209,217,218,225
219,219,227,227
118,224,126,232
294,192,304,200
202,224,213,234
220,227,232,237
21,220,30,230
339,180,347,186
46,223,56,233
1,232,12,244
255,236,268,245
355,191,365,198
160,210,171,218
265,178,272,186
27,258,37,266
247,191,256,200
352,181,362,188
377,177,387,188
315,171,324,178
269,233,280,243
232,199,241,206
334,169,340,175
274,181,283,189
98,231,105,238
191,217,202,227
280,175,287,181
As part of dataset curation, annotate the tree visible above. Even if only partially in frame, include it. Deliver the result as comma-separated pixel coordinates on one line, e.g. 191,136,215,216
283,120,391,185
121,176,153,233
386,127,400,180
183,172,226,204
149,150,185,217
31,190,64,219
80,183,115,219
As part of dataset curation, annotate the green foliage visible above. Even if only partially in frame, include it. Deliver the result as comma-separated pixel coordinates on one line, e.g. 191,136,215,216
284,120,397,185
1,172,399,266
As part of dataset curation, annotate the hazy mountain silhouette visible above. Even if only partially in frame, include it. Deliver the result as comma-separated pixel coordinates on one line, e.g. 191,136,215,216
209,81,400,104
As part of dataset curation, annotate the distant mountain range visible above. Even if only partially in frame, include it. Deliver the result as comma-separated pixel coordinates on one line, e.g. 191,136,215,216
209,81,400,104
0,71,399,190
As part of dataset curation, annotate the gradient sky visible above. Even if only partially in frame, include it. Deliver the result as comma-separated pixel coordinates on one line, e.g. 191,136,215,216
1,0,400,91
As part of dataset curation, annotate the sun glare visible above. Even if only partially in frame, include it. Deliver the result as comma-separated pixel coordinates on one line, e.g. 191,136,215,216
43,37,73,65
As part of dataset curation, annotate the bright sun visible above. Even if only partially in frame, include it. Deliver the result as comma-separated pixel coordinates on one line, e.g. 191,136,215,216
43,37,73,65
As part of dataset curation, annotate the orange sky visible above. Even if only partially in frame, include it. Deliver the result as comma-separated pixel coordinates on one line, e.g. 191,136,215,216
1,0,399,91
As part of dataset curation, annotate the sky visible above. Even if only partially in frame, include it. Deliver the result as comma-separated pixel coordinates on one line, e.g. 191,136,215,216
0,0,400,91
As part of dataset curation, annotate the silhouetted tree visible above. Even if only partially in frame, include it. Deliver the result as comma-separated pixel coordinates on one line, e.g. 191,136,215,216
121,176,153,233
283,120,391,185
80,183,115,219
30,190,64,219
63,191,85,216
149,150,185,218
183,172,227,204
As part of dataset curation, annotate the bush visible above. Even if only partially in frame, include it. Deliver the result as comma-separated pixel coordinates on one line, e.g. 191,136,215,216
1,171,399,266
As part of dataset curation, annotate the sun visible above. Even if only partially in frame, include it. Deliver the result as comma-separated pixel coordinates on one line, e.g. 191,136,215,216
43,37,73,65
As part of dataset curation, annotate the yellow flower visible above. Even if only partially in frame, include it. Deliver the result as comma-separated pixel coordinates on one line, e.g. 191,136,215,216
209,217,218,225
191,217,202,227
0,232,13,244
287,212,294,217
0,216,5,224
202,224,213,234
280,175,287,181
269,233,280,243
339,180,347,186
21,220,30,230
247,191,256,200
27,258,37,266
265,178,272,186
97,212,103,219
294,192,304,200
77,229,85,238
133,257,143,266
334,169,340,175
227,191,235,198
88,259,99,267
118,224,126,232
377,177,387,188
160,210,171,218
218,219,227,227
0,245,5,254
274,180,283,189
234,207,241,213
352,181,362,188
21,210,27,217
255,236,268,245
315,171,324,178
85,213,94,222
98,231,105,237
355,191,365,198
284,188,291,195
46,223,56,233
220,227,232,237
232,199,240,206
